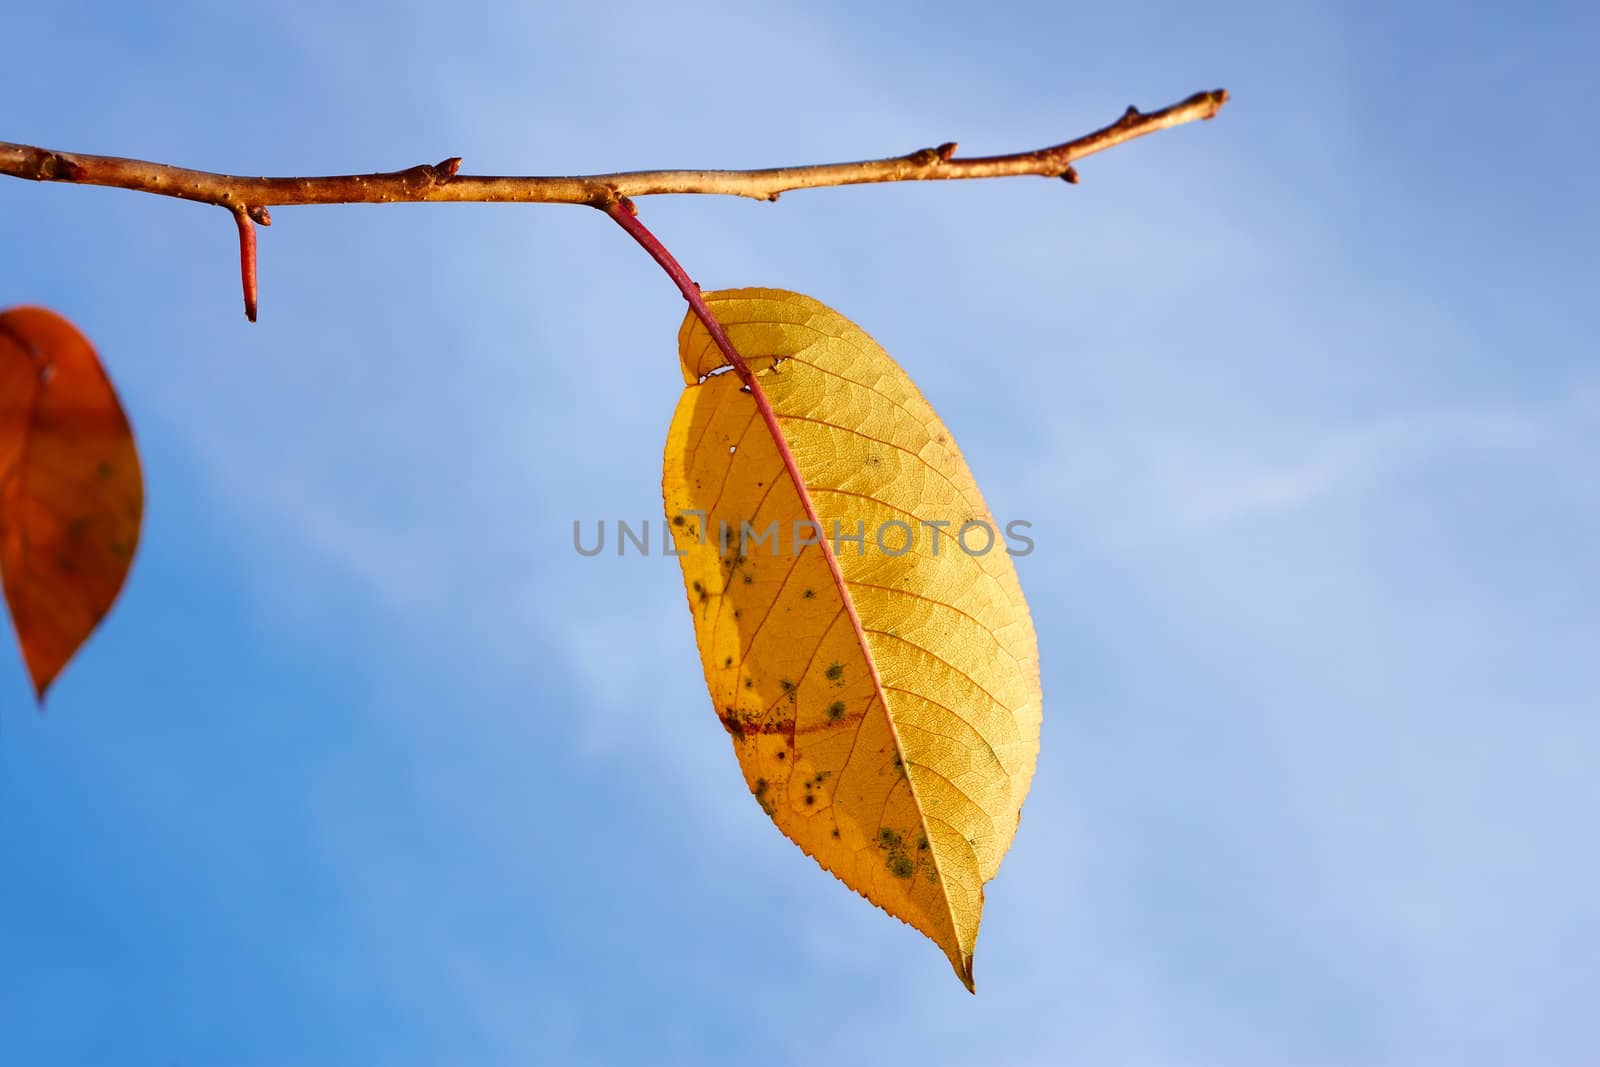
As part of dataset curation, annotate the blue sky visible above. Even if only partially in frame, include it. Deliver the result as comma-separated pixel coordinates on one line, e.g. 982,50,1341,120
2,1,1596,1063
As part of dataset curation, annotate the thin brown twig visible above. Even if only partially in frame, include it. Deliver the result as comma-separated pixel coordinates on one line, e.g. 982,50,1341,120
0,88,1227,318
1,90,1226,209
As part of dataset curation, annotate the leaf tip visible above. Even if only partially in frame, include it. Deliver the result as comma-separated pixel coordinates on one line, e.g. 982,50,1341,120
957,953,976,994
28,663,57,708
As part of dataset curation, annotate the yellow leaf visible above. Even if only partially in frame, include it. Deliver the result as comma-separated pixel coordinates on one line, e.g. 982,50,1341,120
663,288,1041,990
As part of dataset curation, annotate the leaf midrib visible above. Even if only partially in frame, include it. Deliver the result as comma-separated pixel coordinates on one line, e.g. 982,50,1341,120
695,296,969,987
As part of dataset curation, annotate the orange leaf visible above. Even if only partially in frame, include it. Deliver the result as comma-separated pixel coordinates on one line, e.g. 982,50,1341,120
0,307,143,702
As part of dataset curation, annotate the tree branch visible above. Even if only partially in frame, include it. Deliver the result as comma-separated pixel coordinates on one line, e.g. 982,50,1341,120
1,90,1226,209
0,88,1227,318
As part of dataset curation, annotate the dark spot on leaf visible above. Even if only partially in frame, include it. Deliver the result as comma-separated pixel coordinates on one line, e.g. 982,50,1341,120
825,662,844,682
826,701,846,721
803,588,816,599
804,795,815,806
888,855,915,879
779,678,793,692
